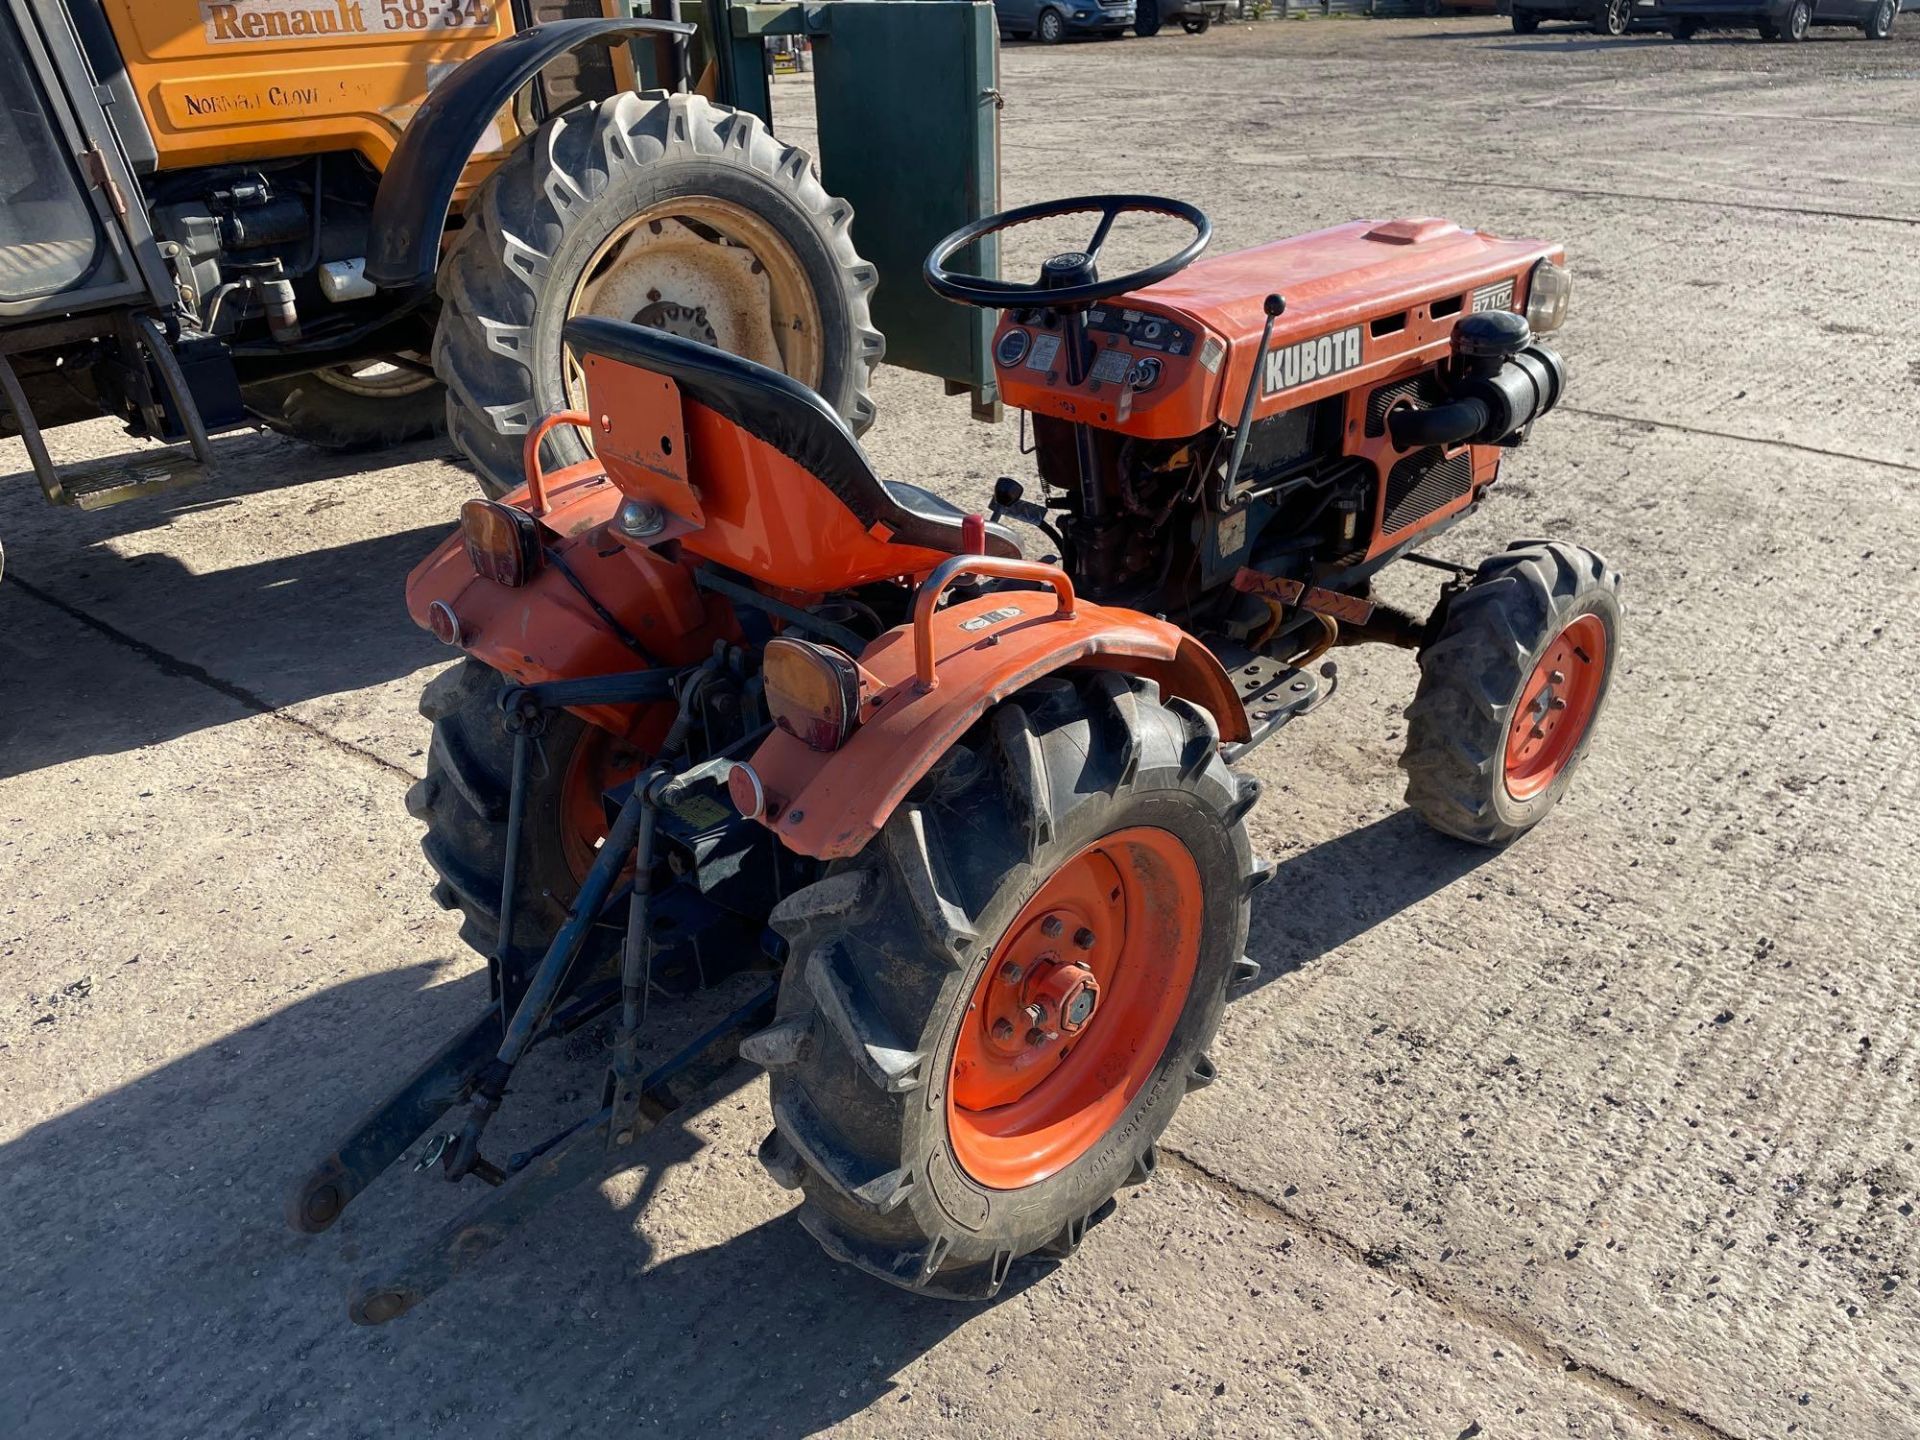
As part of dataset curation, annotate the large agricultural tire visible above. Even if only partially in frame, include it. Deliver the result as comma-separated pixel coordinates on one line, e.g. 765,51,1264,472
1401,541,1622,847
242,359,445,451
407,659,646,970
434,90,882,499
747,672,1266,1299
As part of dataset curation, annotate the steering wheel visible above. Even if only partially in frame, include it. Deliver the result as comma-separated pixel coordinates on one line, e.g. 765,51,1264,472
924,194,1212,311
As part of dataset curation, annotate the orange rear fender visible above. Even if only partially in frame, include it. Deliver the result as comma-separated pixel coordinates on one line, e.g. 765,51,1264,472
743,586,1249,861
404,461,734,740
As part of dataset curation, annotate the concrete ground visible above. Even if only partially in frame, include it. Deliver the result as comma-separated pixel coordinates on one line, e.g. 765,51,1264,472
3,17,1917,1440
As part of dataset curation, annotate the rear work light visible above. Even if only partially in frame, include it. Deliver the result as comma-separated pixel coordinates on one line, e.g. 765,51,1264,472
764,637,864,753
1525,259,1572,334
460,499,544,588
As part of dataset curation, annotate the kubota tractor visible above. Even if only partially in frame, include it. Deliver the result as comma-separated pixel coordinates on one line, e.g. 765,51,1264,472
291,193,1620,1323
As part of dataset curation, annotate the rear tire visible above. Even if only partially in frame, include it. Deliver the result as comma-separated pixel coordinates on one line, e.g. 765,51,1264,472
1511,8,1542,30
407,659,646,970
751,673,1260,1299
433,91,881,499
1764,0,1809,36
1135,0,1164,34
1593,0,1632,33
1865,0,1895,36
242,360,444,452
1183,13,1214,30
1401,542,1622,847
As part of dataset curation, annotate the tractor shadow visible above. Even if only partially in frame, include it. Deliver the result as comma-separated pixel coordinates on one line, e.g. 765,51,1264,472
1239,809,1498,993
0,425,463,779
0,960,1012,1439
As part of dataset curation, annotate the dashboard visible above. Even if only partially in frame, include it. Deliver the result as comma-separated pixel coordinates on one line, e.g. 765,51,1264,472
991,303,1228,441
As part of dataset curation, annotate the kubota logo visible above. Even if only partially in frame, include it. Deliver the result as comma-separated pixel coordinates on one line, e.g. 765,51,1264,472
1262,325,1363,395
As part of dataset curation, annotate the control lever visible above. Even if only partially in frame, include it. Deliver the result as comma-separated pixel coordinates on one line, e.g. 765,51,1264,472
1222,293,1286,504
990,477,1068,561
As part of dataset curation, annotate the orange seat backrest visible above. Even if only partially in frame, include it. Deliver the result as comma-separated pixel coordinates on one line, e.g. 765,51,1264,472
583,350,952,594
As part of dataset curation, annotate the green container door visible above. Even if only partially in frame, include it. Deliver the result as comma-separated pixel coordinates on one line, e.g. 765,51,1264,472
810,3,1001,416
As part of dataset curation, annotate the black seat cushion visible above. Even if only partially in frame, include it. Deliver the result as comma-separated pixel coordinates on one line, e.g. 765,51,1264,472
565,317,1017,559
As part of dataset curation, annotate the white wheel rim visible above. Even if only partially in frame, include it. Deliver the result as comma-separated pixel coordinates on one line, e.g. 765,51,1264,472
565,197,823,416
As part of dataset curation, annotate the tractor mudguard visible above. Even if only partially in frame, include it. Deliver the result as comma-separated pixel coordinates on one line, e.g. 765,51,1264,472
741,561,1250,861
364,18,695,290
404,459,733,739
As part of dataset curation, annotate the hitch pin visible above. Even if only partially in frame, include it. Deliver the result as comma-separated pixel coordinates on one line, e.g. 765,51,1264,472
415,1131,504,1187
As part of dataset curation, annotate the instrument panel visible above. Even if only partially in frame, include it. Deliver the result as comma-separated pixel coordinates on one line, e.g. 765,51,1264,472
992,303,1228,441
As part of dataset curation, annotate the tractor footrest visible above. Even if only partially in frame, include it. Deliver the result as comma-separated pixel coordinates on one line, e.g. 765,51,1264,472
48,445,208,510
1220,652,1336,766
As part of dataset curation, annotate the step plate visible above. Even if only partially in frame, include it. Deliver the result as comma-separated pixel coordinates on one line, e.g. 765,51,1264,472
1220,652,1333,765
51,447,207,510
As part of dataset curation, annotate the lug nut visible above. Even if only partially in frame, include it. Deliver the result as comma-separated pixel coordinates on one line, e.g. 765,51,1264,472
999,961,1024,985
1041,915,1064,939
1549,670,1566,686
1549,697,1568,712
1024,1002,1049,1027
1027,1027,1051,1046
1073,927,1096,951
992,1018,1015,1042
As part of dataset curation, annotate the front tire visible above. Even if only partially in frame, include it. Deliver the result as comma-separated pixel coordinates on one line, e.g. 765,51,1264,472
1593,0,1632,33
1512,7,1542,30
1182,12,1214,30
1865,0,1895,36
1401,542,1622,847
433,91,882,499
1037,6,1068,40
751,673,1261,1299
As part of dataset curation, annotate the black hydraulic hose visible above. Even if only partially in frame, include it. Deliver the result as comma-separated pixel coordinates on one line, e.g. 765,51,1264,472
1388,396,1490,451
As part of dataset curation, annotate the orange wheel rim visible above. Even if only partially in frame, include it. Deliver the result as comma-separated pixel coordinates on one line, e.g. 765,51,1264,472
558,729,646,883
947,827,1203,1190
1504,613,1608,801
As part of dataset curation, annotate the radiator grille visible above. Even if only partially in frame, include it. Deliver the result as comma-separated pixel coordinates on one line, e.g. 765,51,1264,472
1383,447,1473,535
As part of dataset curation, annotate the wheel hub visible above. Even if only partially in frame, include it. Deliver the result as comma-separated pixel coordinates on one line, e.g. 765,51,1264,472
630,299,719,347
946,828,1203,1190
1504,613,1609,800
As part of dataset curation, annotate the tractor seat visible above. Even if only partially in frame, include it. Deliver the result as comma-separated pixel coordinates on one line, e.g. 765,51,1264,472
563,318,1018,559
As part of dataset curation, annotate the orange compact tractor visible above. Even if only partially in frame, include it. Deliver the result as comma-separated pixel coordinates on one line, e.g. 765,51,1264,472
291,195,1620,1322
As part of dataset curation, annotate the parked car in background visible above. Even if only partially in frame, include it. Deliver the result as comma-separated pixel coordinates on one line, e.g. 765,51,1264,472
1511,0,1658,30
995,0,1137,40
1660,0,1899,36
1135,0,1232,32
